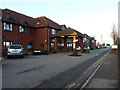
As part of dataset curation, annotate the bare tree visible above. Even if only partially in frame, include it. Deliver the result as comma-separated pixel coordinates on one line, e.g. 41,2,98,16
111,25,118,45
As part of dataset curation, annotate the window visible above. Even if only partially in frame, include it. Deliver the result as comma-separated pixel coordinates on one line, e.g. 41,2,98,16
37,21,40,24
9,46,21,49
83,37,87,42
3,41,12,49
52,29,56,35
19,26,25,32
4,22,12,31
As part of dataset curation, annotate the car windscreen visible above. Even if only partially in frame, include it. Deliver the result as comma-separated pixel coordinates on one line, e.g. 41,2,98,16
9,46,21,49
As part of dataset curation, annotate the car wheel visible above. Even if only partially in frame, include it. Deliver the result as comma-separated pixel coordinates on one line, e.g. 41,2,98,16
21,55,23,58
7,56,10,59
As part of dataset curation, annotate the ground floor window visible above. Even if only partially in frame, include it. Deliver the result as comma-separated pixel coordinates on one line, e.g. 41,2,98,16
50,43,54,47
3,41,12,49
67,43,72,48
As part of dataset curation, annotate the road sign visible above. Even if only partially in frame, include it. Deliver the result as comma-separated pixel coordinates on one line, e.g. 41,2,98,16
73,39,78,43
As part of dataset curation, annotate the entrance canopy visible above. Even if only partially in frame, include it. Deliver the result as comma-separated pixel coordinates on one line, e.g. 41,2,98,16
52,27,84,37
51,27,84,54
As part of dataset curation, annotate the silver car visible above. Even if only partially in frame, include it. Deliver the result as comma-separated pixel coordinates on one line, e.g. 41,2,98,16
84,46,90,53
76,46,81,51
7,44,24,58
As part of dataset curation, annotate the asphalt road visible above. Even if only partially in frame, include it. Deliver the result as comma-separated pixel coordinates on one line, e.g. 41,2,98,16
34,48,109,88
2,48,110,88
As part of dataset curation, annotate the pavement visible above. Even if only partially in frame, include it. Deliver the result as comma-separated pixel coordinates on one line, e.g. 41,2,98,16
85,51,118,89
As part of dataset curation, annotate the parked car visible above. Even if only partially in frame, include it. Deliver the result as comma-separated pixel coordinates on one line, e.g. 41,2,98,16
76,46,81,51
84,46,90,50
7,44,24,58
84,46,90,53
96,46,103,49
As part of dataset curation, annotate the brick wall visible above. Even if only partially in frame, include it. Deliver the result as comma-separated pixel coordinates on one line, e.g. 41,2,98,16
2,22,33,54
33,27,49,51
76,37,84,52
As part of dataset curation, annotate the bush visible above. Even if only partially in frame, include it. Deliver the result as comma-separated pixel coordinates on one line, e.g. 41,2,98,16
28,52,33,55
40,50,49,55
50,47,57,54
90,47,94,50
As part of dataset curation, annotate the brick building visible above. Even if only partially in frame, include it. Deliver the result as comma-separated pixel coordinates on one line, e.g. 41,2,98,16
1,9,96,55
83,34,96,49
51,27,84,52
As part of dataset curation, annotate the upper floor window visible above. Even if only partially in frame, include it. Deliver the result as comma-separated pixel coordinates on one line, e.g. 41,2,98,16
4,22,12,31
19,26,25,32
37,21,40,24
52,29,56,35
0,16,2,20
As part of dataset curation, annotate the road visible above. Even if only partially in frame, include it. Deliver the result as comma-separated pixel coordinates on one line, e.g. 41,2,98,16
2,48,110,88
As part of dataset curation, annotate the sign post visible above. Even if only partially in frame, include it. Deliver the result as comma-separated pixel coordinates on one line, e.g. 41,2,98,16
72,35,78,55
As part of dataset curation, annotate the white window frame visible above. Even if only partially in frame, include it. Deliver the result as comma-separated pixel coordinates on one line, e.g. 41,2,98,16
4,22,12,31
52,29,56,35
37,21,40,24
3,41,12,49
19,26,25,32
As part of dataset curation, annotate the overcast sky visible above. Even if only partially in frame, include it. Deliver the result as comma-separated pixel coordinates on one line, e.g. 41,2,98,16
0,0,119,44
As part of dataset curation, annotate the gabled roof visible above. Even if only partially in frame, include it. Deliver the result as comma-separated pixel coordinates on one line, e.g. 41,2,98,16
60,24,67,30
83,34,96,41
2,9,36,27
35,16,61,29
73,29,84,37
2,9,62,30
83,34,92,39
60,25,66,28
52,27,84,37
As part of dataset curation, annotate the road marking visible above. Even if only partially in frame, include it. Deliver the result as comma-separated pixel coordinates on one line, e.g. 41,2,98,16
80,51,110,89
65,50,110,89
95,54,99,56
67,83,76,88
80,60,105,89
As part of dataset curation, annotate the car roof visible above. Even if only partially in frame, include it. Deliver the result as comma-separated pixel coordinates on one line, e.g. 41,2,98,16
9,44,22,46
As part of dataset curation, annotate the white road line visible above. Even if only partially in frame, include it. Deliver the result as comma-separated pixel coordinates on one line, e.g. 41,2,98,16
68,83,76,89
80,51,110,89
80,60,105,89
66,50,110,89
